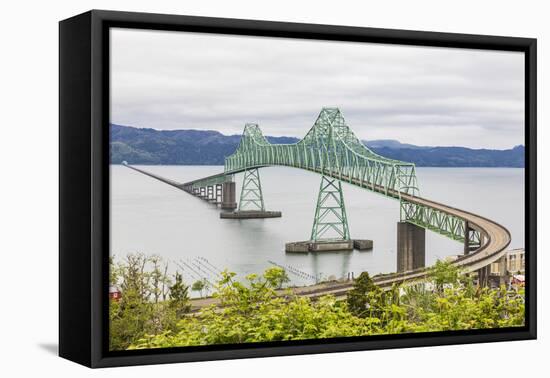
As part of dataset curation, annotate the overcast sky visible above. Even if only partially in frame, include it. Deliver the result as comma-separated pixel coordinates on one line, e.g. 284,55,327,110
110,28,524,149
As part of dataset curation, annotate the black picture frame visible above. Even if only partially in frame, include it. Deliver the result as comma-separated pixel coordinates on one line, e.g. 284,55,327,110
59,9,537,368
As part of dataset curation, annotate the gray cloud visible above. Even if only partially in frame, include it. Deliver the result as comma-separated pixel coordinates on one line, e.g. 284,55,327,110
111,28,524,149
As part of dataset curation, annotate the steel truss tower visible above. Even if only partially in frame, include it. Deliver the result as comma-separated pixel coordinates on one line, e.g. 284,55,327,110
238,168,265,211
310,175,350,241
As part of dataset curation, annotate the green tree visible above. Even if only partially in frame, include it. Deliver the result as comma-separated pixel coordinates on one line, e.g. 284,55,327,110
109,255,119,287
346,272,384,318
149,255,171,303
109,253,179,350
169,272,190,316
264,267,290,289
191,279,207,298
428,259,460,292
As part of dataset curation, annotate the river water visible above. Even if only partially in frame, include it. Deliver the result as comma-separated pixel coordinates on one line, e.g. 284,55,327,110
110,165,524,288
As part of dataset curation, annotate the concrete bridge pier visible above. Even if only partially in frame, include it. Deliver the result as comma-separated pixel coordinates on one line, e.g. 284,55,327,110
221,181,237,210
214,184,223,205
207,185,215,202
397,221,426,272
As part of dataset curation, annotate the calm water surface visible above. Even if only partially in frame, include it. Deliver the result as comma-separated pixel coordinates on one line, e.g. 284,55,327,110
110,165,524,287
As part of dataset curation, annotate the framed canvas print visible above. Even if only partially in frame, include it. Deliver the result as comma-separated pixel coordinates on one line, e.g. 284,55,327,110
59,10,537,368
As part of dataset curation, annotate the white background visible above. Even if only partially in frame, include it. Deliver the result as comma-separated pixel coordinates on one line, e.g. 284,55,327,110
0,0,547,376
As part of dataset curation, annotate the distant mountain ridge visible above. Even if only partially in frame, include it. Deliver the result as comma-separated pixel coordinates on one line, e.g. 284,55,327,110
110,124,524,167
363,139,430,150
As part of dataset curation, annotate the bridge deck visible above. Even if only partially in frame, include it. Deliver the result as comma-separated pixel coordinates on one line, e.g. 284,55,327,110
127,164,510,291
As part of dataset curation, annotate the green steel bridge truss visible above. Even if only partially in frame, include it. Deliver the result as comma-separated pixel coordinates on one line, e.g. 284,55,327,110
225,108,420,198
185,107,481,247
400,199,482,249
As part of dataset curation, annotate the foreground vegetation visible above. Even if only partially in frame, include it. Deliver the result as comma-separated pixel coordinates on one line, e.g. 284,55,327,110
109,254,524,351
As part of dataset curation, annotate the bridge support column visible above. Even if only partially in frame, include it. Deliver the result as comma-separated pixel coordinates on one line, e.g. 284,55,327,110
464,222,481,255
464,225,471,255
215,184,223,204
397,221,425,272
221,181,237,209
477,265,489,287
207,185,214,202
